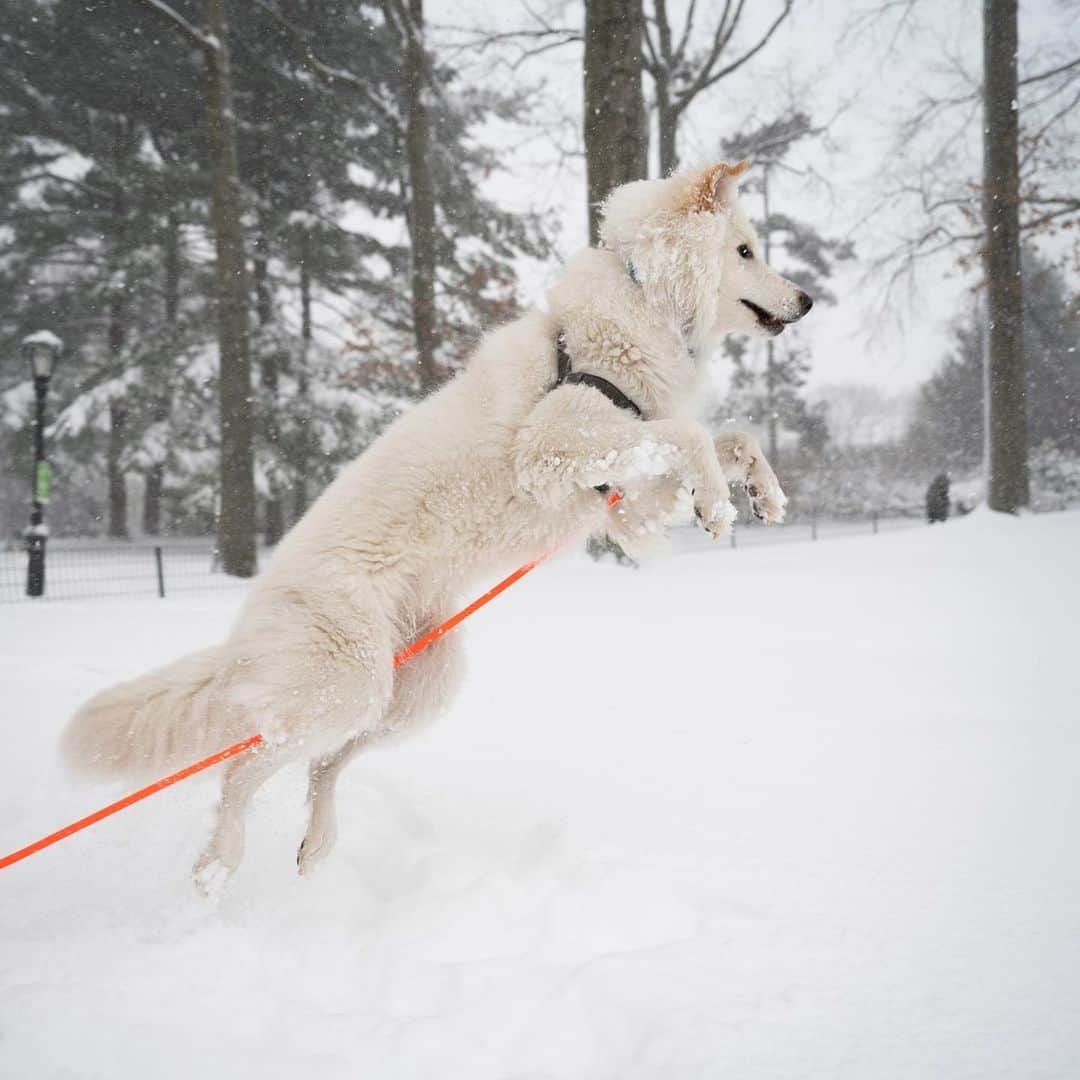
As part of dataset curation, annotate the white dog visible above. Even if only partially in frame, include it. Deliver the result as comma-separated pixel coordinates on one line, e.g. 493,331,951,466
63,160,812,888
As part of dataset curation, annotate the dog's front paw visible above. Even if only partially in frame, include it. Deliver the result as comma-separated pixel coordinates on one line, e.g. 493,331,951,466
693,488,738,538
747,477,787,524
713,432,786,525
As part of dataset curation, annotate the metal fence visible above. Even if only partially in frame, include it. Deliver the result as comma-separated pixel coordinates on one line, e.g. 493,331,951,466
662,510,925,558
0,512,928,604
727,511,922,547
0,539,255,604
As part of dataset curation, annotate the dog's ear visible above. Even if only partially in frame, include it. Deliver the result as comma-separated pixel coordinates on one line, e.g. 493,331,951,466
691,160,750,213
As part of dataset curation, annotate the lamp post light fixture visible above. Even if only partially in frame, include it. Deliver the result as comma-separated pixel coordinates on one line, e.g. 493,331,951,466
22,330,63,598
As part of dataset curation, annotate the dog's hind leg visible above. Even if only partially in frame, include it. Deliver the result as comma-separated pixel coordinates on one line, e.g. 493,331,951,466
297,626,464,875
193,744,284,895
193,596,395,891
296,732,369,876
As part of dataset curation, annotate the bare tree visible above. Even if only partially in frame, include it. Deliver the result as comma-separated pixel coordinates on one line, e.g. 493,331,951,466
851,1,1079,281
643,0,794,176
584,0,648,243
849,2,1077,511
983,0,1029,511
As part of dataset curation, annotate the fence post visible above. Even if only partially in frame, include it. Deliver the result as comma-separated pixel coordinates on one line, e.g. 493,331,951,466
154,545,165,598
872,511,879,535
730,526,736,549
811,509,818,541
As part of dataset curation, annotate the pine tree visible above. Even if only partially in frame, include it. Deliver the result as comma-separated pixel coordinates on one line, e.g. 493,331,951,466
0,0,209,539
1,0,555,546
905,250,1080,474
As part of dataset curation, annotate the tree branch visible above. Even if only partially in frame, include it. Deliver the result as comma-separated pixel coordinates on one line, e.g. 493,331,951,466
674,0,792,113
642,9,663,76
1020,55,1080,87
673,0,700,64
134,0,218,51
249,0,400,128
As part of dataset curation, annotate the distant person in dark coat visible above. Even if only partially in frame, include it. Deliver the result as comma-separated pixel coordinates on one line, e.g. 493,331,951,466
926,472,950,523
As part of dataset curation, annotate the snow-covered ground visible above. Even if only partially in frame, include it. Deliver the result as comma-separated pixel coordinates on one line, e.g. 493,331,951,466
2,511,1078,1078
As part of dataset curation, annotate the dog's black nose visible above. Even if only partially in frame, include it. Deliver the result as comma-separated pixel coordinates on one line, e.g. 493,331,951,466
798,291,814,316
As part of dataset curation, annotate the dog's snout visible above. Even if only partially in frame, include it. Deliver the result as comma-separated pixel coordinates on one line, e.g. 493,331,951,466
797,291,813,316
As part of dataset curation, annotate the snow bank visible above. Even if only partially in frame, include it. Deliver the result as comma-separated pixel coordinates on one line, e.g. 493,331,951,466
2,511,1079,1078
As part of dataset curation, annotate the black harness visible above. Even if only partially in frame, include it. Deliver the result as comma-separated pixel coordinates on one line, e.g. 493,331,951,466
553,332,643,419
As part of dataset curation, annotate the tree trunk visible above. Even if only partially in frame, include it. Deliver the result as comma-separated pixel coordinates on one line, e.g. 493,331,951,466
982,0,1028,512
583,0,648,244
107,290,129,539
762,167,779,466
203,0,257,575
651,0,677,177
142,466,162,535
657,93,678,177
107,403,129,539
293,230,313,522
254,227,285,545
143,209,180,536
403,0,438,393
583,0,647,563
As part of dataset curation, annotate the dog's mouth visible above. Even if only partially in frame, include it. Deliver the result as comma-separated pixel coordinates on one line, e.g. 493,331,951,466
739,299,786,336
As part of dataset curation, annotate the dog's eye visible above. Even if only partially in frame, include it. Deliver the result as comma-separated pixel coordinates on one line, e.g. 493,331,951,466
737,244,753,260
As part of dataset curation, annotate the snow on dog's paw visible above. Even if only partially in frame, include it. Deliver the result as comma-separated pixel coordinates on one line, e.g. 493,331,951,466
694,491,737,538
192,855,233,900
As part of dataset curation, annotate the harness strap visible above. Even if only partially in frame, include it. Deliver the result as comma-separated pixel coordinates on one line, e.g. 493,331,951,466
554,333,643,418
554,331,642,497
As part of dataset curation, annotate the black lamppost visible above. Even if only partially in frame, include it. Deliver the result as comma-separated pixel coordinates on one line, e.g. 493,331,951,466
22,330,63,597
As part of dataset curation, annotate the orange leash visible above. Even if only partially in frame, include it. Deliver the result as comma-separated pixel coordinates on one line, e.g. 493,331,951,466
0,735,265,871
0,492,621,871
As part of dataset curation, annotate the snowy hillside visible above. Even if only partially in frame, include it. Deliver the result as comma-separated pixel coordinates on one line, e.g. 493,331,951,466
2,511,1079,1078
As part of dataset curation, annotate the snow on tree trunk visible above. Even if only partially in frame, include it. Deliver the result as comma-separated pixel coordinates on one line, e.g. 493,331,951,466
982,0,1029,513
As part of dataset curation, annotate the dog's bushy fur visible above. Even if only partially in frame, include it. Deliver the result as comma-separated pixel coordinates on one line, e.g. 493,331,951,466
63,161,810,886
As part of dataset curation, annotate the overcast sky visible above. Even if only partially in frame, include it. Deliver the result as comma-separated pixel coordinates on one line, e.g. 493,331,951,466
431,0,1078,398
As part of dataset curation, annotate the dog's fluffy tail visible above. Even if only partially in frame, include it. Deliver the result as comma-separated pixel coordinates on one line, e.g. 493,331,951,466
62,645,248,782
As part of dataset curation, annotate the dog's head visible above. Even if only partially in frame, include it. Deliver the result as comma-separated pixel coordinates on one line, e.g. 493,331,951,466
600,161,813,349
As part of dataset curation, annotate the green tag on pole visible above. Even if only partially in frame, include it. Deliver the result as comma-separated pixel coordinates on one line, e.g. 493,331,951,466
35,461,51,503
